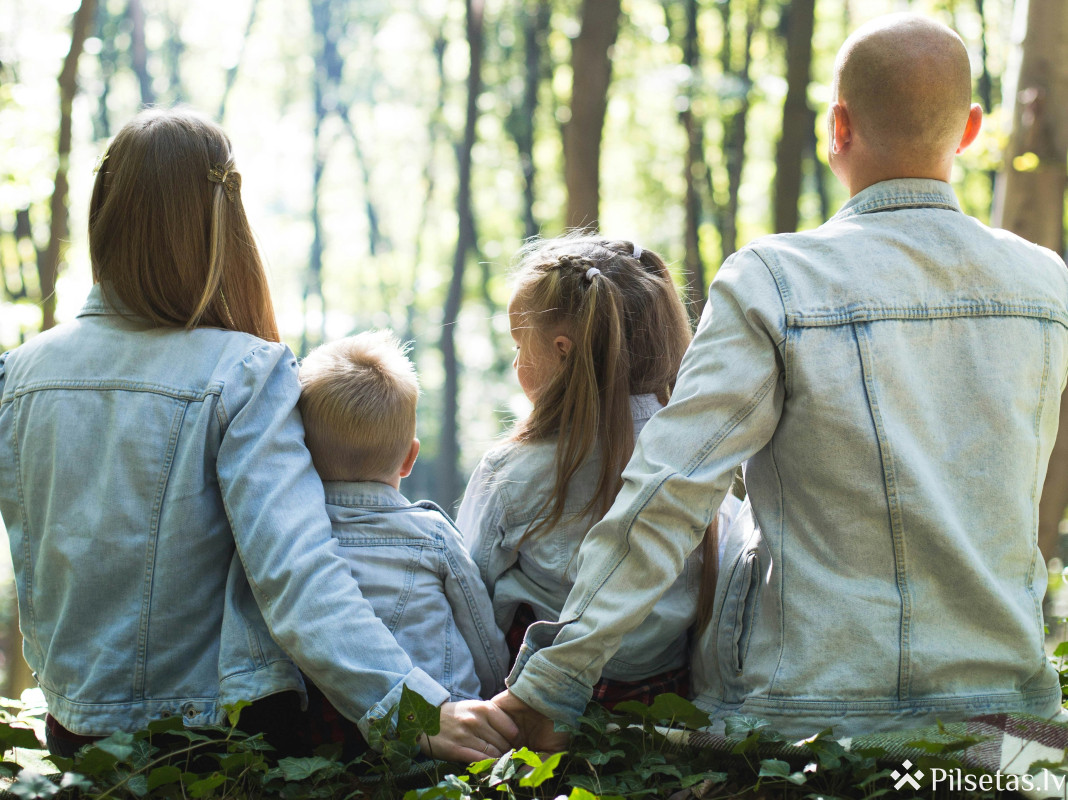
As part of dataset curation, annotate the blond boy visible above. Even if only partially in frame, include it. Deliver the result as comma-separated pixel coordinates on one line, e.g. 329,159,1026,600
299,331,508,701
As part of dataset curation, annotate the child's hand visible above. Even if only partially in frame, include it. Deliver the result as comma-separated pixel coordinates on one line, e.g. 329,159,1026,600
490,689,570,752
418,699,519,762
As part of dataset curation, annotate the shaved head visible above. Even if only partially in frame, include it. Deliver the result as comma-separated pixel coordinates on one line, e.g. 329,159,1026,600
833,14,973,167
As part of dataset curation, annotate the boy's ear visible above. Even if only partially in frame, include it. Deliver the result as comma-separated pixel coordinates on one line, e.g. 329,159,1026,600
553,335,573,360
829,102,852,155
399,438,420,479
956,103,983,154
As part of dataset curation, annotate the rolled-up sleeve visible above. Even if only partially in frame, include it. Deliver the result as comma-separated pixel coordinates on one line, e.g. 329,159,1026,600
216,343,449,738
507,250,788,722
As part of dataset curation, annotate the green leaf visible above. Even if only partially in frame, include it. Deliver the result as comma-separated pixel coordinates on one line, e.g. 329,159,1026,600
1054,641,1068,658
72,745,119,775
510,747,543,768
465,756,497,775
398,687,441,744
519,750,562,788
0,722,42,751
646,693,712,729
567,788,600,800
8,769,58,799
584,748,623,765
93,730,136,763
488,751,517,787
58,772,93,792
275,756,345,782
723,715,771,737
146,716,185,735
225,699,252,729
146,765,182,791
611,700,654,721
187,772,227,798
680,771,728,787
758,759,807,785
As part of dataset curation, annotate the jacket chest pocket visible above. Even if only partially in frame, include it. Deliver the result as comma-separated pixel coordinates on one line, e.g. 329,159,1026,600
718,549,762,677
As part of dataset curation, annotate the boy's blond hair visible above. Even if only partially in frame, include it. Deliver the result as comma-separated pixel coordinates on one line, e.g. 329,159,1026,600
298,331,419,483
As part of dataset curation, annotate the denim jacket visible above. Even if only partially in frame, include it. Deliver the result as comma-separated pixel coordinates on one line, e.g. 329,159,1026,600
0,285,449,737
508,179,1068,736
457,395,742,680
322,481,509,700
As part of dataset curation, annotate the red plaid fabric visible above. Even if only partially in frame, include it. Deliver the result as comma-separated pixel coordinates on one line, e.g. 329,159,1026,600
506,603,690,710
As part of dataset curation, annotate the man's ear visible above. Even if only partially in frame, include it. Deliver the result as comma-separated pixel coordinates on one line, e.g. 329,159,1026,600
956,103,983,154
829,102,852,155
399,438,420,478
553,335,573,360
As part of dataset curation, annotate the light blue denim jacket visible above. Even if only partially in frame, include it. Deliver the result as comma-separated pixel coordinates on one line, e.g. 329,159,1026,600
457,395,742,680
508,179,1068,736
322,481,509,700
0,285,449,737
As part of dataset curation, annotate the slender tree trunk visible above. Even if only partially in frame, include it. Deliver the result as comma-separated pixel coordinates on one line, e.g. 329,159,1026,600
773,0,815,233
991,0,1068,563
127,0,154,106
439,0,484,510
719,0,763,262
563,0,621,231
672,0,708,319
515,0,550,239
40,0,97,333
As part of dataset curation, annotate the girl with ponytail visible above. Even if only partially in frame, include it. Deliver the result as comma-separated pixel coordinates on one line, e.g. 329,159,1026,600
457,235,742,706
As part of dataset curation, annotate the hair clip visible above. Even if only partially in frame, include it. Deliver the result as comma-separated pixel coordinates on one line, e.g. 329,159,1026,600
93,152,109,174
208,164,241,202
632,243,643,260
585,267,601,282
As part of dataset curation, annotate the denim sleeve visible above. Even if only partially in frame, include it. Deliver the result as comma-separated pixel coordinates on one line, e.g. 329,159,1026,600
216,343,449,737
439,520,511,697
455,456,516,593
507,249,788,723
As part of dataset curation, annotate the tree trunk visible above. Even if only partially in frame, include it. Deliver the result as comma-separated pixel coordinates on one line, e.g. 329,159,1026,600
671,0,708,319
438,0,484,510
515,0,550,239
991,0,1068,563
773,0,815,234
127,0,154,106
563,0,621,231
39,0,97,333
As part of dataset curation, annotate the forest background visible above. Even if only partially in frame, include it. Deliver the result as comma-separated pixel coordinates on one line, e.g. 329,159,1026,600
0,0,1066,699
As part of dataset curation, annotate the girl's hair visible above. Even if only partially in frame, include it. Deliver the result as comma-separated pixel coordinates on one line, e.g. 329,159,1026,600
88,108,279,341
510,234,692,540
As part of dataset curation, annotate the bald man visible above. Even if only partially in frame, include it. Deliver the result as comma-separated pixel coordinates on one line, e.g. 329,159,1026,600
493,13,1068,743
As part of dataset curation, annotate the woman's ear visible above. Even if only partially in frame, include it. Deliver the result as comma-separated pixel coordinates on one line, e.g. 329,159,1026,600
553,335,573,360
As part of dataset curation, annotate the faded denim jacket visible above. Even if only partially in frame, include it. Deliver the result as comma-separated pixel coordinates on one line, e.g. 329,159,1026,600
457,394,742,681
0,284,449,738
508,179,1068,736
323,481,509,700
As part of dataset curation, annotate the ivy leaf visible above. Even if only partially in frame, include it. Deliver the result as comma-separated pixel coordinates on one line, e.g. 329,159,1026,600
584,748,624,765
72,745,119,776
59,772,93,792
680,771,728,788
94,730,136,763
1054,641,1068,658
8,769,58,799
612,700,654,722
758,759,807,785
488,750,517,787
723,715,771,737
646,694,711,729
0,722,42,752
566,788,600,800
510,747,544,768
187,772,227,798
145,715,185,736
224,700,252,729
398,687,441,744
519,751,563,788
146,765,182,791
275,756,345,782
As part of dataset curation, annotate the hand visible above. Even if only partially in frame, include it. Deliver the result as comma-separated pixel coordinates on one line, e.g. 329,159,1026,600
418,700,519,763
491,689,570,752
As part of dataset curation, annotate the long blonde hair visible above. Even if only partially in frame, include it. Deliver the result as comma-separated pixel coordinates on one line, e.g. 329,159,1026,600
510,235,692,541
89,108,278,341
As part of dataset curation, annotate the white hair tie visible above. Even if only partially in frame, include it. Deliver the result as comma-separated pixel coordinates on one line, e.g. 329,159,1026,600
585,267,601,282
632,243,643,260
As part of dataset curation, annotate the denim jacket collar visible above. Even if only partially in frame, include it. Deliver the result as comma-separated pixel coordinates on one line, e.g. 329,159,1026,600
77,283,129,318
830,178,961,223
323,480,408,509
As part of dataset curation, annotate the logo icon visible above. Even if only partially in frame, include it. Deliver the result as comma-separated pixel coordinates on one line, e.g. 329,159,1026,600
891,759,924,790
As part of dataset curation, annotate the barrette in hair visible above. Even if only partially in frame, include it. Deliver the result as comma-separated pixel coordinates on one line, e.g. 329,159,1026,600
632,243,643,260
93,152,109,174
208,164,241,202
585,267,601,282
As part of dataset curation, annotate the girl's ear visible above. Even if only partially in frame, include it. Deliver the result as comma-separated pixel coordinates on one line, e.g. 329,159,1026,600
553,335,573,360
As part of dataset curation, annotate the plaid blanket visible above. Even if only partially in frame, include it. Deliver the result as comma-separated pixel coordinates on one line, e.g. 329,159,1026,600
659,711,1068,799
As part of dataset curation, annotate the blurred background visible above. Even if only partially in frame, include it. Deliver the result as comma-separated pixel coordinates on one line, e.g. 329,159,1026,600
1,0,1066,695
